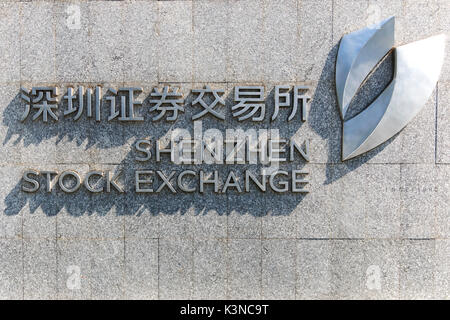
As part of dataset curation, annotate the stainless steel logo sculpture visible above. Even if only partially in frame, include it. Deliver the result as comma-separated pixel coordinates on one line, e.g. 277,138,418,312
336,16,446,161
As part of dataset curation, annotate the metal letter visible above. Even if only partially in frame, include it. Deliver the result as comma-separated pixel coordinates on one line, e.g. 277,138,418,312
156,140,173,162
232,86,265,121
192,86,225,120
149,86,184,121
84,171,104,193
22,170,40,193
199,170,219,193
41,171,58,192
155,171,176,193
135,170,154,193
293,86,310,122
245,170,266,192
222,171,242,193
106,170,124,193
268,139,287,162
58,171,81,193
178,170,197,193
290,139,310,162
291,170,309,193
269,170,289,193
135,139,152,162
272,85,290,121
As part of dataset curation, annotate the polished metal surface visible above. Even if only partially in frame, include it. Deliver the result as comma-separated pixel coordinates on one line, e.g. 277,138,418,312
336,17,446,161
342,34,446,160
336,16,395,119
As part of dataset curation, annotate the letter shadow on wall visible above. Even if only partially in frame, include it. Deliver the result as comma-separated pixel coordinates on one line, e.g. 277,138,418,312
2,83,309,218
2,44,397,219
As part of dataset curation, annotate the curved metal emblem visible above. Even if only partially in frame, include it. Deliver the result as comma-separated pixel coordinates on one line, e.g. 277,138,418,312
336,16,446,161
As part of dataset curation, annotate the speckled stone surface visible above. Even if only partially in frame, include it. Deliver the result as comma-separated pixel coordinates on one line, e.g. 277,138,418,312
0,0,448,300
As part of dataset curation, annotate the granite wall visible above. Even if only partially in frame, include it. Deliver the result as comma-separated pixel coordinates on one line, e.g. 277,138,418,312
0,0,448,299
